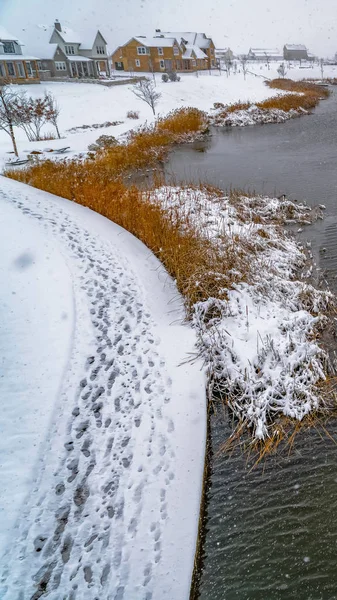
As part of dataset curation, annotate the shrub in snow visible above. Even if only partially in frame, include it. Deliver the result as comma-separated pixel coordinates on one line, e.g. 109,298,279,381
168,72,181,82
88,135,118,152
127,110,140,119
162,73,169,83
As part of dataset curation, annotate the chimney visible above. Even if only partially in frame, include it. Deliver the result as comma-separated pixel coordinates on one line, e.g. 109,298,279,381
155,29,161,33
54,20,62,32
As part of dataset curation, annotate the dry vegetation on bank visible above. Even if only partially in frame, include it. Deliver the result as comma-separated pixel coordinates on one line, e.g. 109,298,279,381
211,78,330,126
5,94,335,451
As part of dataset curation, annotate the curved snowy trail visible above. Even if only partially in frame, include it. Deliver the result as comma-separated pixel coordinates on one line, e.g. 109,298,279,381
0,177,206,600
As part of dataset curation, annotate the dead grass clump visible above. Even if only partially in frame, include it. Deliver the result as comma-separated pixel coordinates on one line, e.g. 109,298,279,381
156,107,208,138
225,101,252,113
263,78,330,112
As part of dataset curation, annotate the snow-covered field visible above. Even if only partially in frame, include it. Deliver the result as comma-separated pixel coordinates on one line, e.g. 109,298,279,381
0,176,206,599
1,61,336,169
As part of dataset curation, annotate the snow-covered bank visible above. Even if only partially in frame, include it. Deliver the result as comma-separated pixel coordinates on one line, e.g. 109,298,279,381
0,176,206,599
211,104,307,127
149,187,333,440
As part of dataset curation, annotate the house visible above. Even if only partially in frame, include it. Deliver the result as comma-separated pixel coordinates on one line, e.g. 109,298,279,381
111,31,216,73
248,48,283,61
25,21,110,79
215,48,234,62
283,44,308,61
0,26,40,84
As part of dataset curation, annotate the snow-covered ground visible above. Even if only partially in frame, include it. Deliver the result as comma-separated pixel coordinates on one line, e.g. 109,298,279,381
2,61,336,169
0,176,206,599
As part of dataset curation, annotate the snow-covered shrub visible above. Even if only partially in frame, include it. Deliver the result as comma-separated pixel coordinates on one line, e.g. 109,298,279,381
127,110,140,119
161,73,169,83
168,72,181,82
88,135,118,152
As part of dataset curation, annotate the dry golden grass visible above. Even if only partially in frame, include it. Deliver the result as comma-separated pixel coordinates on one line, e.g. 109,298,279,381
213,78,330,119
156,107,208,137
225,101,252,113
262,78,330,112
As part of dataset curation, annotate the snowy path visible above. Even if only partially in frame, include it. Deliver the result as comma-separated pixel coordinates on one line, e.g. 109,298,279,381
0,177,206,600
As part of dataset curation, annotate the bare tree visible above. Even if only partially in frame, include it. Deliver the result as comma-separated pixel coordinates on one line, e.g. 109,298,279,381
277,63,287,78
14,95,48,141
44,91,61,138
320,58,324,79
224,56,233,77
240,55,248,80
132,79,161,115
0,84,21,156
264,52,271,70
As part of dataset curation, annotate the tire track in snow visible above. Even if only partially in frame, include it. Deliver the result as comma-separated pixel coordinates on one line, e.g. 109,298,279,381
0,190,177,600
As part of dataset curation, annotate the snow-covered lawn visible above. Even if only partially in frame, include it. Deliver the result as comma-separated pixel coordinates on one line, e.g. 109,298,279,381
0,63,329,169
0,176,206,599
0,62,335,168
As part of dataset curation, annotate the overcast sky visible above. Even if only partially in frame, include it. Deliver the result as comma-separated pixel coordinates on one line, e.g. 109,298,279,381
1,0,336,56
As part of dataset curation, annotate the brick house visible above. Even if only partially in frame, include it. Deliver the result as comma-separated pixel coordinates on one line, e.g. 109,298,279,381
0,27,40,84
111,31,216,73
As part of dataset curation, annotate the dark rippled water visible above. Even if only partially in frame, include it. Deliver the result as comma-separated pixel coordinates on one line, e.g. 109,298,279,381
165,91,337,599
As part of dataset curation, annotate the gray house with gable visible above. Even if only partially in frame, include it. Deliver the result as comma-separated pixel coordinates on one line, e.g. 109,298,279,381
27,20,110,80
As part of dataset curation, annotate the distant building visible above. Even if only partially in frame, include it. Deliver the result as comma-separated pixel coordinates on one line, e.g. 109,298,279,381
248,48,283,61
0,26,40,84
283,44,308,61
111,31,216,73
215,48,234,61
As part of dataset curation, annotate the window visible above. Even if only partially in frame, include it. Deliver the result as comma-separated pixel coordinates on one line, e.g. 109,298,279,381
173,46,179,56
25,61,33,76
6,62,15,76
135,59,140,67
96,45,105,55
0,63,4,77
158,47,163,55
159,60,165,69
37,61,42,70
16,62,25,77
137,46,146,55
65,45,75,55
210,48,214,55
55,61,67,71
192,59,196,66
3,41,15,54
211,59,215,67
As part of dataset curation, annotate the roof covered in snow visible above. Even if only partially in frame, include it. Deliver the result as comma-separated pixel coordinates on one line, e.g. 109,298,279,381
249,48,281,55
15,25,57,59
0,26,23,43
0,55,40,61
134,36,178,48
182,45,208,59
78,30,107,50
284,44,307,51
67,55,93,62
54,26,82,44
159,32,212,49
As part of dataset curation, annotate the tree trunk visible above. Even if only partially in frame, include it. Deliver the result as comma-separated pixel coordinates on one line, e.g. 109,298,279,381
9,121,18,157
55,122,61,139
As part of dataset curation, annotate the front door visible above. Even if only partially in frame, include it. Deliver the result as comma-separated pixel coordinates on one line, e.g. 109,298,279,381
164,59,172,71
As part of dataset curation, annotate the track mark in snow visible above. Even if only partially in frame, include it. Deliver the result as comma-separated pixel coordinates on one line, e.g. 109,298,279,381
0,190,176,600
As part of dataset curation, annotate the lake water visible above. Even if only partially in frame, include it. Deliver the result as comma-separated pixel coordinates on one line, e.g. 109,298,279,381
165,92,337,600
